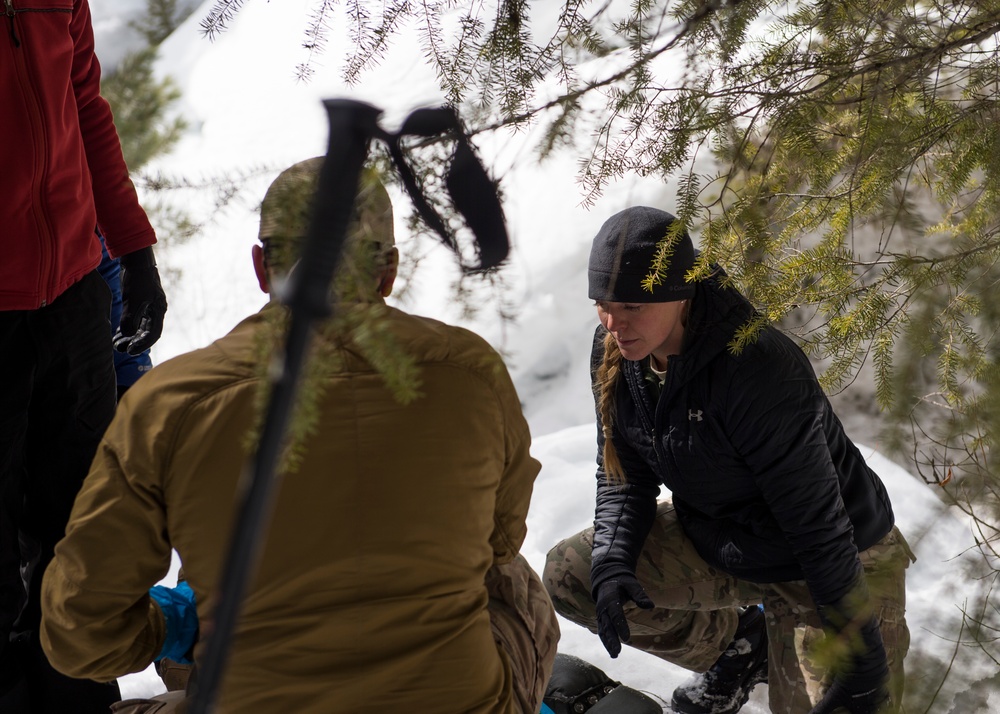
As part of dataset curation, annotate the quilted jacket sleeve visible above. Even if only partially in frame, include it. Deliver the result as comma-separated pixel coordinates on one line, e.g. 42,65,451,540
725,332,863,606
588,327,660,592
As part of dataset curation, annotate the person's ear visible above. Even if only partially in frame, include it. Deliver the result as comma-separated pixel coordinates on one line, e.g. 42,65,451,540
377,247,399,298
252,244,270,294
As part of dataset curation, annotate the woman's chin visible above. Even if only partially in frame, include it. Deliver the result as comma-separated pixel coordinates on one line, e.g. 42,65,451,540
617,343,648,362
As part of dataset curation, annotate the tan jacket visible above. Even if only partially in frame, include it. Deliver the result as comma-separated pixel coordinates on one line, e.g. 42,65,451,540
41,303,541,713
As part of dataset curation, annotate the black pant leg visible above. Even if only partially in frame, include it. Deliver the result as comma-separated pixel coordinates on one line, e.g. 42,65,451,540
11,272,120,712
0,310,34,706
19,271,117,561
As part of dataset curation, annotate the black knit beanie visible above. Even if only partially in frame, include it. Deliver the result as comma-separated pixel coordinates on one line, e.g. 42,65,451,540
588,206,695,303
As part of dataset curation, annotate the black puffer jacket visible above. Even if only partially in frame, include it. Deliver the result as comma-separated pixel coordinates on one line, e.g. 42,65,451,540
590,272,895,608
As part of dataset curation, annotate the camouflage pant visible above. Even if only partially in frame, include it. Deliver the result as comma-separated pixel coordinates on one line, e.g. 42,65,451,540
111,555,559,714
543,501,913,714
487,554,562,713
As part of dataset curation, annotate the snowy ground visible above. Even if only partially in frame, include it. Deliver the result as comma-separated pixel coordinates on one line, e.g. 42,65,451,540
85,1,996,710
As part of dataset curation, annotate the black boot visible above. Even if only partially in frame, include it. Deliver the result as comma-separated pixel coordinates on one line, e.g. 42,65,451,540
544,653,660,714
671,606,768,714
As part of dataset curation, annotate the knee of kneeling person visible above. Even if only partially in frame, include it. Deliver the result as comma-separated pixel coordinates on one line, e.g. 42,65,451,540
542,542,595,621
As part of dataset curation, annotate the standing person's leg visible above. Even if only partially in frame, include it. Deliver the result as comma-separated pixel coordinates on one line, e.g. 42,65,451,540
15,272,121,712
485,554,561,714
543,501,758,672
0,312,34,711
761,526,913,713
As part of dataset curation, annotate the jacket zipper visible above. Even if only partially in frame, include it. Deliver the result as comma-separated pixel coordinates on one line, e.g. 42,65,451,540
625,362,656,437
650,374,664,463
648,356,676,464
5,0,19,47
623,360,664,474
7,0,67,306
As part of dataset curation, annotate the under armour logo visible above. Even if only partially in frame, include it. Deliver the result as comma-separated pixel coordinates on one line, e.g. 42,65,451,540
688,409,703,422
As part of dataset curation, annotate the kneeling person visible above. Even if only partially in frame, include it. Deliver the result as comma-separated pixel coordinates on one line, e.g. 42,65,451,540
40,159,559,713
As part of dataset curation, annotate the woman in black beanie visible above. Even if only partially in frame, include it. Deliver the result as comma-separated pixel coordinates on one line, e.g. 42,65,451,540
543,206,913,714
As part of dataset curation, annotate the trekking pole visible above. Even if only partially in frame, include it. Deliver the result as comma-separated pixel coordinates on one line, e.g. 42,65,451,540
187,99,383,714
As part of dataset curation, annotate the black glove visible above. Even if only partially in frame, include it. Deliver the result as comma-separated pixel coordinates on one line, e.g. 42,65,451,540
809,609,892,714
114,246,167,355
594,574,654,658
809,676,892,714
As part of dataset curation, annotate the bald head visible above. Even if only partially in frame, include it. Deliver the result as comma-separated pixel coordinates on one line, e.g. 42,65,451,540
254,158,398,301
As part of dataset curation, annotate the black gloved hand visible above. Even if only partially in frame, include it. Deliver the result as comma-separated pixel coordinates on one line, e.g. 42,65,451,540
114,246,167,355
594,574,654,658
809,611,892,714
809,677,892,714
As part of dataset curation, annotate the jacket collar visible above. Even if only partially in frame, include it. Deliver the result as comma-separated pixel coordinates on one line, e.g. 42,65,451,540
621,266,758,396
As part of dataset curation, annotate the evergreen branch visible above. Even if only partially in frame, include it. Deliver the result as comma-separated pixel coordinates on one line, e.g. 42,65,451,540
469,0,744,136
200,0,249,40
343,0,413,84
296,0,337,82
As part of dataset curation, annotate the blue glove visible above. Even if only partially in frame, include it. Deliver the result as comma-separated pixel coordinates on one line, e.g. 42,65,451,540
149,581,198,664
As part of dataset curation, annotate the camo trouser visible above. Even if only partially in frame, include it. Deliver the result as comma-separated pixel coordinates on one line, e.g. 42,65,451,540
543,501,914,713
487,554,562,713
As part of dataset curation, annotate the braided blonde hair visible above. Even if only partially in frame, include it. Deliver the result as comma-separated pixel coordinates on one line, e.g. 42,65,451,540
594,330,627,485
594,299,694,486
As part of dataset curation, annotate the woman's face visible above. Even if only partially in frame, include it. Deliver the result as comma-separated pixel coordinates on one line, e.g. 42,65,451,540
596,300,687,368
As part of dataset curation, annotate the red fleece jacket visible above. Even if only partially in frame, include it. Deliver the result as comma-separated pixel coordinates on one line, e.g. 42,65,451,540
1,0,155,309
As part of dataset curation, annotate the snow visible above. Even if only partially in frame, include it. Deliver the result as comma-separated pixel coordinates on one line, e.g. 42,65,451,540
89,1,990,710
